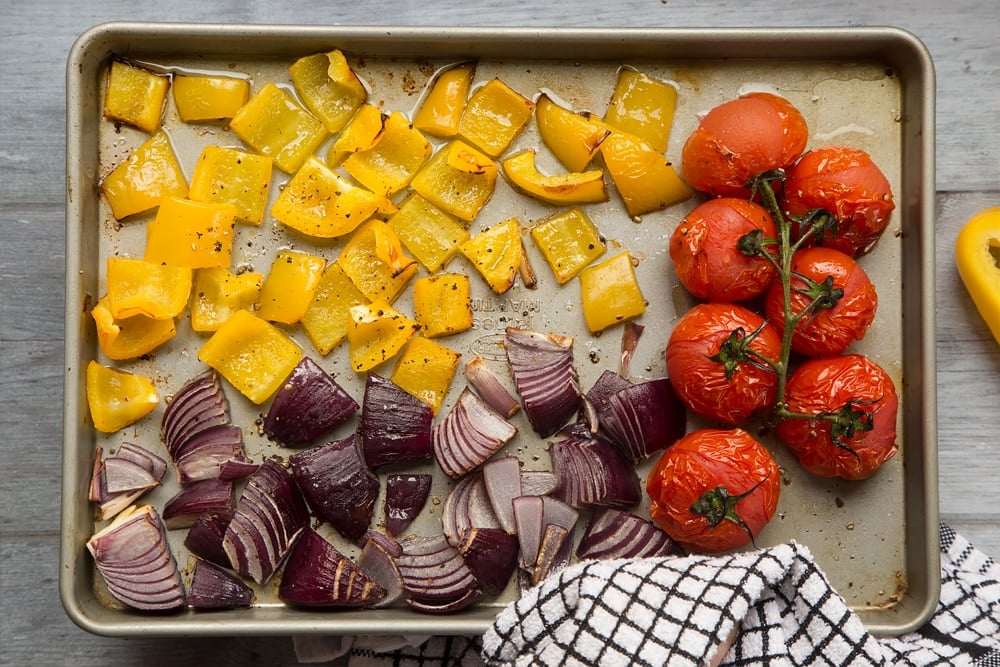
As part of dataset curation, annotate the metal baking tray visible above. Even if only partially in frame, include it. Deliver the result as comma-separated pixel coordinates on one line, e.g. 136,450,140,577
62,22,938,637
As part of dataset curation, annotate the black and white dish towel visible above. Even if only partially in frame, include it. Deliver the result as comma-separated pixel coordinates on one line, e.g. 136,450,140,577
295,524,999,666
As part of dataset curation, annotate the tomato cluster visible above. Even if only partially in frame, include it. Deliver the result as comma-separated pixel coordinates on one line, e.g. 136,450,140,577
647,91,900,553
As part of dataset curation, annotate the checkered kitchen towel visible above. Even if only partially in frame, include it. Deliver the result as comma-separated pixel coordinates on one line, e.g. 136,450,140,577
297,524,999,666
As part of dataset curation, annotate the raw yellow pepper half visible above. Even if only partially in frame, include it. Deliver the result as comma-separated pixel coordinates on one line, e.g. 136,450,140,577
106,257,192,320
86,360,159,433
956,206,1000,345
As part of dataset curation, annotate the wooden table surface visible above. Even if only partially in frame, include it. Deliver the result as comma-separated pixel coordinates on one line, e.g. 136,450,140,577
1,1,997,664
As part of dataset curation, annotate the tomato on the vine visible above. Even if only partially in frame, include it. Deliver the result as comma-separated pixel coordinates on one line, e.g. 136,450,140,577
764,246,878,357
665,302,781,424
670,197,778,302
784,145,895,257
776,354,899,480
681,92,808,199
646,427,780,553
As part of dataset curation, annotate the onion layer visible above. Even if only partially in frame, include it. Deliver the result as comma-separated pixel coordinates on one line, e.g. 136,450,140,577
576,508,683,560
433,388,517,479
550,422,641,509
598,376,687,463
505,328,580,437
397,534,482,614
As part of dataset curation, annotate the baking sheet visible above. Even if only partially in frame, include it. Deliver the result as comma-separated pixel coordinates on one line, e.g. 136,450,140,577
62,23,939,637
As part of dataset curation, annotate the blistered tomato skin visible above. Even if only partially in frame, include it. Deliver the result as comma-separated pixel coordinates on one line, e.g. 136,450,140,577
681,92,808,198
646,427,780,553
670,197,778,302
764,246,878,357
665,303,782,424
784,145,895,257
777,354,899,480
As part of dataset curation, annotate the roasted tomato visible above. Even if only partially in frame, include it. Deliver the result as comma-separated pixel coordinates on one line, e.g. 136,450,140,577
764,246,877,357
670,198,778,302
784,145,895,257
665,302,781,424
646,427,780,553
776,354,899,480
680,92,808,198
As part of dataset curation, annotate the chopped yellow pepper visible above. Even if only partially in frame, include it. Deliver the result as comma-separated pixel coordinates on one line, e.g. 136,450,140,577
501,149,608,206
410,140,498,222
388,192,470,272
530,207,606,284
412,273,473,338
390,336,462,414
603,68,678,153
106,257,192,320
338,219,419,303
172,74,250,122
579,251,646,333
327,103,385,166
197,309,304,404
289,49,368,134
347,299,420,372
256,250,327,324
229,82,329,173
956,207,1000,345
535,93,610,173
86,360,159,433
103,60,169,133
92,296,177,361
188,145,273,225
458,78,535,158
144,196,237,269
459,218,523,294
599,130,692,218
190,267,263,332
342,111,432,196
100,130,188,220
413,61,476,138
301,262,368,355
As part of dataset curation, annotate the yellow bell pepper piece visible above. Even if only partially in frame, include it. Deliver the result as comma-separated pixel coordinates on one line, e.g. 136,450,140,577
190,267,263,332
413,61,475,138
388,192,470,273
86,360,159,433
599,130,692,219
579,250,646,333
289,49,368,134
271,156,395,239
229,82,329,173
390,336,462,414
412,273,473,338
327,103,385,166
106,257,192,320
342,111,432,196
172,74,250,122
198,309,304,404
338,220,419,303
956,206,1000,345
188,145,273,225
603,68,678,153
457,78,535,158
459,218,523,294
256,250,327,324
92,296,177,361
301,262,368,356
410,140,498,222
347,300,420,372
144,197,237,269
501,149,608,206
535,93,610,173
103,60,169,133
100,130,188,220
530,207,606,284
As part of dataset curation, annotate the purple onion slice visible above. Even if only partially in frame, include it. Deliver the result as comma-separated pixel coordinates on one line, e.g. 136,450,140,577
384,473,432,537
161,370,230,458
585,369,634,430
222,459,309,584
442,471,501,548
162,479,234,530
356,538,405,608
520,471,558,496
188,557,254,609
433,388,517,479
505,328,580,437
532,523,570,585
464,355,520,418
184,511,233,568
289,434,378,541
576,508,683,560
279,529,386,608
90,444,167,520
264,357,359,447
397,534,482,613
482,456,522,534
174,424,248,484
86,505,185,611
360,528,403,558
456,527,519,597
598,377,686,463
550,422,641,509
360,373,433,469
512,495,578,572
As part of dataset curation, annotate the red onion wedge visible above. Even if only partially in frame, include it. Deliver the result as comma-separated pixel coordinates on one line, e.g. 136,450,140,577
264,357,359,447
384,473,432,537
162,478,234,530
161,370,230,458
184,511,233,568
188,557,254,609
583,369,633,433
87,505,185,612
433,388,517,479
360,528,403,558
482,456,522,534
279,529,386,608
360,373,433,469
289,434,379,541
505,328,580,437
532,523,570,586
455,527,519,597
512,495,578,576
576,508,684,560
222,459,309,585
173,424,249,485
520,471,558,496
598,376,687,464
90,444,167,520
356,537,405,607
550,422,641,509
442,471,502,548
464,355,520,418
396,534,482,614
